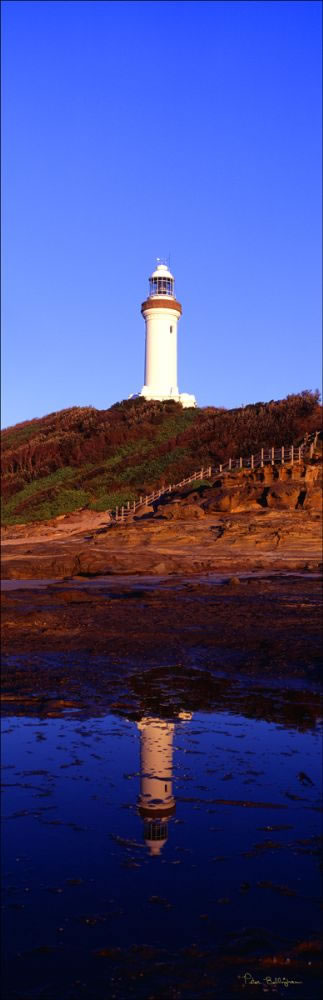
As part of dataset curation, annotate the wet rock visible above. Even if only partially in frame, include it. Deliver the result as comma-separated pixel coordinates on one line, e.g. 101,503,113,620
95,946,122,958
257,881,297,896
297,771,314,786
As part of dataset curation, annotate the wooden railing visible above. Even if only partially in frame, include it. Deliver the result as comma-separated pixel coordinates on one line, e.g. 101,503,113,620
106,430,320,523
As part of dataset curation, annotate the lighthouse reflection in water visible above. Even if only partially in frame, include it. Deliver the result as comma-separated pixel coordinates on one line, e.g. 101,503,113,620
137,713,192,855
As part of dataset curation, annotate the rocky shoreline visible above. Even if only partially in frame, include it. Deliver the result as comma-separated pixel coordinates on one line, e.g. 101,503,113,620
1,508,322,579
2,460,321,579
2,575,322,725
2,460,322,722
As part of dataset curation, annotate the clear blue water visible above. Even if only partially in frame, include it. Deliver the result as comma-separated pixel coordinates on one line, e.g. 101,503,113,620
2,709,322,1000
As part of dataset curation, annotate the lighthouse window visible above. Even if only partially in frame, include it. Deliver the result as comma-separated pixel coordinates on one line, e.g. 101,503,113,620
149,275,174,296
170,326,173,333
144,822,167,842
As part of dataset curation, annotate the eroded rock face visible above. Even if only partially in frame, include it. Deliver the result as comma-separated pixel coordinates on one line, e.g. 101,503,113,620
203,491,233,512
303,491,322,512
203,486,261,513
265,485,302,510
1,505,322,579
1,459,322,579
159,463,322,516
160,502,205,520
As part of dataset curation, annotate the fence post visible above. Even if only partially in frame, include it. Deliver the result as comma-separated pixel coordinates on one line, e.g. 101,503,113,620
111,437,307,523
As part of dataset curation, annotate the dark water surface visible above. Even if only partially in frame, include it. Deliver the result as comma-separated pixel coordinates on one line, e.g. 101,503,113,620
2,707,322,1000
2,571,322,591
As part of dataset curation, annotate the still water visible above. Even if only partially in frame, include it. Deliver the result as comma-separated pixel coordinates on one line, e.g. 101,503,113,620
2,708,322,1000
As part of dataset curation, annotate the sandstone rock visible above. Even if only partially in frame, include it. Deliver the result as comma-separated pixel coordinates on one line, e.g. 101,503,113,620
59,589,91,602
161,502,205,520
2,457,322,579
304,465,322,484
266,486,301,510
279,466,294,482
151,561,169,574
203,491,235,512
203,486,261,513
134,505,154,518
261,466,276,484
302,489,322,511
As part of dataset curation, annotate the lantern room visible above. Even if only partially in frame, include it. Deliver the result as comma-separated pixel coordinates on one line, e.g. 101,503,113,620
149,262,175,298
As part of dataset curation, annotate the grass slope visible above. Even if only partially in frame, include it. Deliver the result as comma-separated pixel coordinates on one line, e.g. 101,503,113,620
1,392,320,524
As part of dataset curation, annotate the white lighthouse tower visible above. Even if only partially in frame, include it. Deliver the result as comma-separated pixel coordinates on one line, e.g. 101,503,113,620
137,712,192,856
137,717,175,856
131,261,196,408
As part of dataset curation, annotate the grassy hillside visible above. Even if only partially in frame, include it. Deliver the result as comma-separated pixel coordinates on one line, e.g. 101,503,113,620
1,391,321,525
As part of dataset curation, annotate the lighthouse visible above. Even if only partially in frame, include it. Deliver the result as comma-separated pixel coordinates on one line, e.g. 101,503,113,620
137,712,192,856
130,262,196,408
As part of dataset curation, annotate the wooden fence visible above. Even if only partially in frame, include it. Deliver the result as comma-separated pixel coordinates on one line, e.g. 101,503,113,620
106,429,320,523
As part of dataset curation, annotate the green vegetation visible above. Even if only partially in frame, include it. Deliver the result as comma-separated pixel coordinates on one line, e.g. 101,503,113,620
1,392,320,525
1,468,89,525
89,490,137,512
3,489,90,525
114,447,188,486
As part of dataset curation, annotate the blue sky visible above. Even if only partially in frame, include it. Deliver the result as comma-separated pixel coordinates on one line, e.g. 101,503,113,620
2,0,322,428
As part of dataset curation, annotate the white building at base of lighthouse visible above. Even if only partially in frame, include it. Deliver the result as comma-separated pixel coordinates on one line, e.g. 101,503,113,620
130,263,196,409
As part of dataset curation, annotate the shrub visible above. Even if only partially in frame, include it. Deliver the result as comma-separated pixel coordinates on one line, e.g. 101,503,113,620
2,391,321,523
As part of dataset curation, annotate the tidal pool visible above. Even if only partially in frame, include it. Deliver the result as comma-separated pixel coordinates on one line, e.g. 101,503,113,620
2,707,322,999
